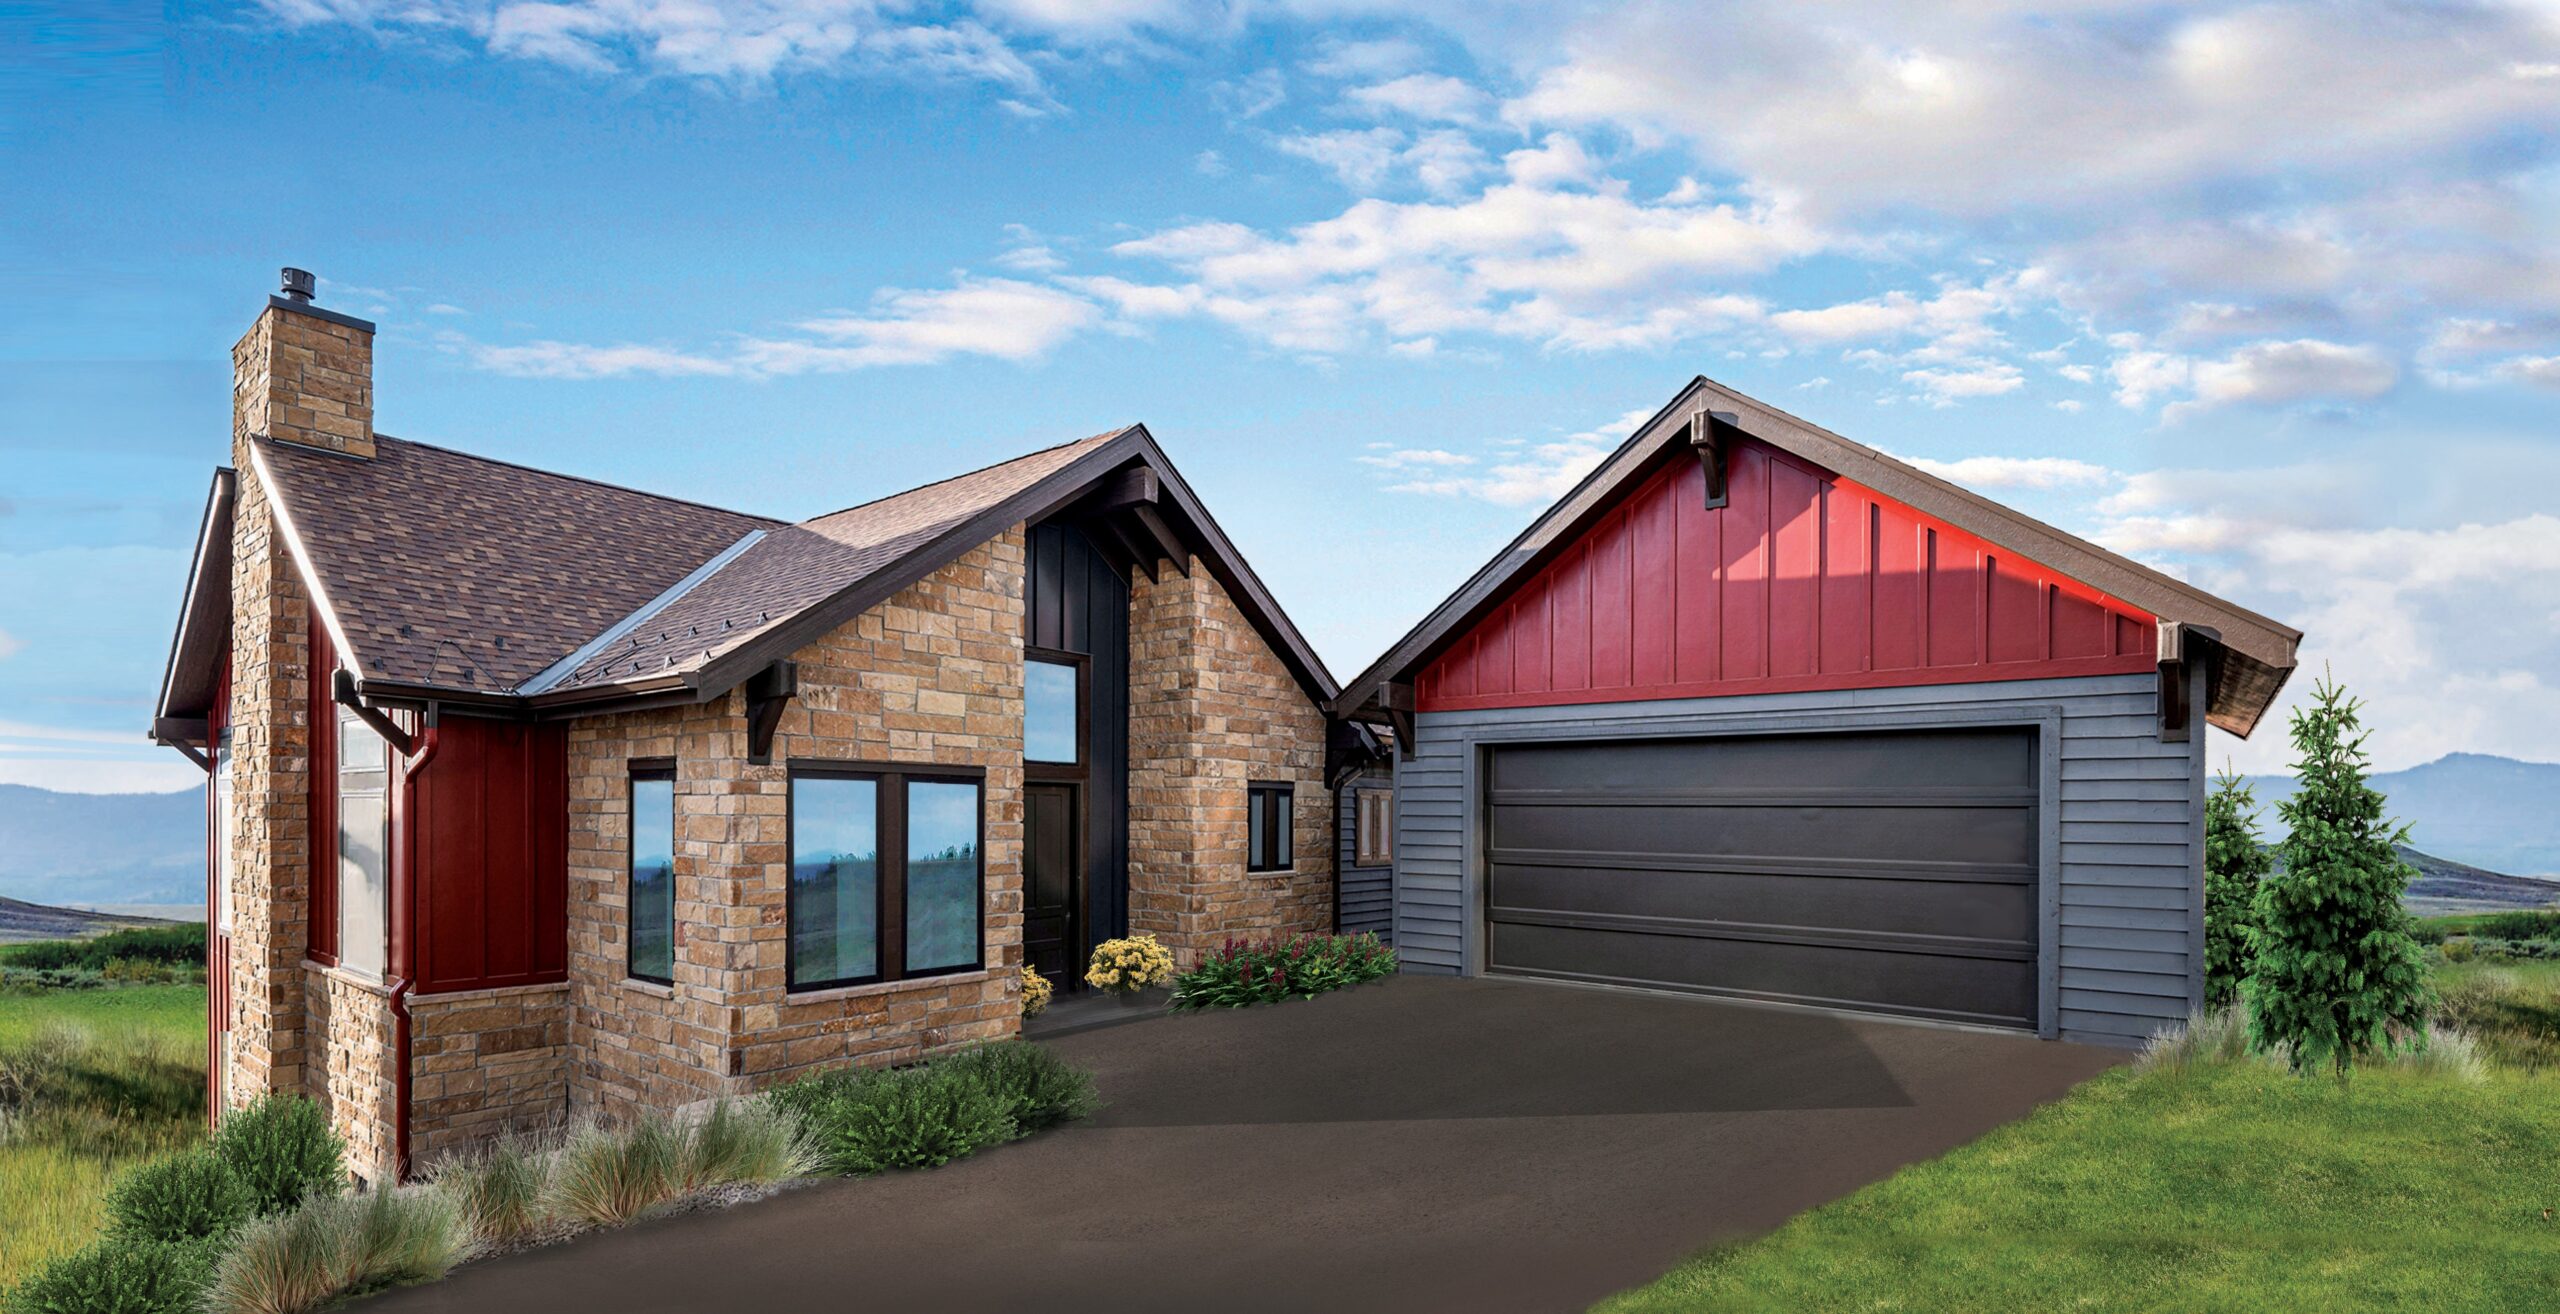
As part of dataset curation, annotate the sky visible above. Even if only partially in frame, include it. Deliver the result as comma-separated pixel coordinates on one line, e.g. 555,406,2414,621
2,0,2557,794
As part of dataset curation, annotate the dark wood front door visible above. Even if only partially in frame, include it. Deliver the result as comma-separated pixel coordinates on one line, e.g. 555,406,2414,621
1024,782,1081,988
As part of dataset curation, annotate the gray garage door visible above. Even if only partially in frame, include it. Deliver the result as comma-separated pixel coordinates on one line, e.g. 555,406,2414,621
1484,727,2041,1029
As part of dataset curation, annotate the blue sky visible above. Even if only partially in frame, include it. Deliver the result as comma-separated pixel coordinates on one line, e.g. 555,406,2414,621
4,0,2558,792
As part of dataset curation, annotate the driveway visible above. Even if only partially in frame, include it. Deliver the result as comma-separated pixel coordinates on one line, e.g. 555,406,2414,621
371,976,2123,1314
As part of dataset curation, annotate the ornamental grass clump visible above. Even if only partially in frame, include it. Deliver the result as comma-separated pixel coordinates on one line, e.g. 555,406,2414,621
1169,932,1398,1010
1084,935,1174,994
426,1133,554,1245
677,1098,816,1192
544,1115,684,1228
202,1186,472,1314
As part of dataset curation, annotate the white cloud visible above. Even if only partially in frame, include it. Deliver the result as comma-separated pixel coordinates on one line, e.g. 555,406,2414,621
0,628,20,660
1193,148,1228,177
0,758,206,794
2183,339,2398,413
1374,406,1652,506
1901,363,2024,406
2498,355,2560,389
1306,36,1425,81
1356,447,1474,469
1276,127,1407,189
1902,454,2116,491
1346,73,1493,125
453,277,1099,378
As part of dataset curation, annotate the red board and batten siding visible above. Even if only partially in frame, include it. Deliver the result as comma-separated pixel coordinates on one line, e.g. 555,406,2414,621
1419,438,2158,712
404,717,569,994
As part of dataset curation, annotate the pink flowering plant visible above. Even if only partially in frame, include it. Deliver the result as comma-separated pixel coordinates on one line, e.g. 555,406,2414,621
1167,931,1397,1010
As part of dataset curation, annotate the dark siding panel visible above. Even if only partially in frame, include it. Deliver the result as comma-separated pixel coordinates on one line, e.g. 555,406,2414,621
414,716,568,994
1029,521,1130,942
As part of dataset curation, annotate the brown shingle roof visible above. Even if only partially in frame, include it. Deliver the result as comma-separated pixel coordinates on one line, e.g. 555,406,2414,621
548,430,1127,690
254,436,778,692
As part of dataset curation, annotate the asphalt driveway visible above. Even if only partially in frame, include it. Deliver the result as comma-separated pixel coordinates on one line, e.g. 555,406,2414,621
370,976,2123,1314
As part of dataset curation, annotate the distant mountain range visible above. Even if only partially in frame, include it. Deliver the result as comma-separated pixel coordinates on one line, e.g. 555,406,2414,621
0,783,205,909
1,752,2555,911
2246,752,2560,878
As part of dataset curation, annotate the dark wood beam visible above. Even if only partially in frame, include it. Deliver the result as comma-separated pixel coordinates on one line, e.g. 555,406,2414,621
1381,680,1416,759
1094,465,1161,512
333,669,416,757
151,716,209,747
1091,512,1159,584
1129,504,1191,578
1075,516,1142,581
745,659,798,766
2156,622,2193,743
1689,409,1736,510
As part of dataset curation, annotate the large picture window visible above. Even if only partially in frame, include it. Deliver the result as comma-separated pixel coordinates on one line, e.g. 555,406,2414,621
336,706,390,979
628,764,676,985
788,766,984,992
1247,781,1294,873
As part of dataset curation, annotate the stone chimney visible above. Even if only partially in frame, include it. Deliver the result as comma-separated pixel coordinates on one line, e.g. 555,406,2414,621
232,267,375,465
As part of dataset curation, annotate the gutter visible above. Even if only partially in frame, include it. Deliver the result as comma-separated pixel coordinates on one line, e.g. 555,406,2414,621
387,704,439,1183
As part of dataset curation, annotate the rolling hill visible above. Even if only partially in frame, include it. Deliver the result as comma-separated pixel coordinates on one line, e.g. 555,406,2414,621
0,783,204,909
2248,752,2560,877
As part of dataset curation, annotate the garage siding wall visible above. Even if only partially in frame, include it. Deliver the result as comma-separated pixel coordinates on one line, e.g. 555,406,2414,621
1391,670,2207,1048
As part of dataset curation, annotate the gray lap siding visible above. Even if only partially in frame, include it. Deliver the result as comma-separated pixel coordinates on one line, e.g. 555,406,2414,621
1389,670,2207,1048
1336,766,1394,942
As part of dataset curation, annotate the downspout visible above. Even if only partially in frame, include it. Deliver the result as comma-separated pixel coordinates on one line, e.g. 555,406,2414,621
386,703,440,1183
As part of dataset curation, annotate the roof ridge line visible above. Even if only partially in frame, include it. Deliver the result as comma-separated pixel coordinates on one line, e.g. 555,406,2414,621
516,528,770,694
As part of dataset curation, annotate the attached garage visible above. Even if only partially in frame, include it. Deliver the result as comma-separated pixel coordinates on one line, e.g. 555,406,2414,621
1335,377,2301,1046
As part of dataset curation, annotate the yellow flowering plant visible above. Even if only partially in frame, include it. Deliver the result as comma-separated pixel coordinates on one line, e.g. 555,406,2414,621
1084,934,1176,995
1018,965,1053,1018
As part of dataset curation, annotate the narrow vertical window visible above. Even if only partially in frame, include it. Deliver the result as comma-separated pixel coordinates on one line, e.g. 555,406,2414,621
1248,781,1295,872
1024,659,1080,764
628,765,676,985
789,774,880,990
1354,789,1394,867
904,779,983,974
336,706,390,979
212,733,233,934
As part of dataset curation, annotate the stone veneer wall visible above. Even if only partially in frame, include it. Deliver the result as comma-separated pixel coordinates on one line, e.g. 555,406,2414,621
1127,560,1333,965
221,457,312,1110
407,984,572,1165
301,967,398,1183
564,531,1029,1123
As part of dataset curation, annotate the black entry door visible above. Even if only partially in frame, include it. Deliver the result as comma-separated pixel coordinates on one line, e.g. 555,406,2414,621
1483,727,2040,1029
1023,783,1080,988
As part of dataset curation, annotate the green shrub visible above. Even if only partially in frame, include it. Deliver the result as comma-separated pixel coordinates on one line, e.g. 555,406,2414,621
1169,932,1397,1010
211,1094,344,1216
769,1063,1015,1175
545,1116,682,1227
426,1133,553,1244
935,1041,1098,1133
679,1098,815,1191
2440,937,2476,964
2245,676,2432,1076
2202,769,2272,1006
202,1187,472,1314
2,928,207,974
104,1149,253,1244
4,1235,220,1314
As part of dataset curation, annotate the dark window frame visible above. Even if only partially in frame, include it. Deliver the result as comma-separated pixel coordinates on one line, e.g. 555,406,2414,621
1022,647,1088,774
786,761,989,994
1353,788,1394,867
627,760,677,986
1247,780,1295,873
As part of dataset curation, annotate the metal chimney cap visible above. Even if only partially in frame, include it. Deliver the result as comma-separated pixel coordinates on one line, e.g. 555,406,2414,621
280,268,316,303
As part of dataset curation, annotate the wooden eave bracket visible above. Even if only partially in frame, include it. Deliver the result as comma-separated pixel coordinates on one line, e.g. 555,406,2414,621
1380,680,1417,759
1689,410,1737,510
745,659,798,766
333,669,417,757
2155,621,2218,744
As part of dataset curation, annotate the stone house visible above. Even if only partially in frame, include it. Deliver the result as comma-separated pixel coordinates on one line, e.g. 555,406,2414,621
152,272,1382,1182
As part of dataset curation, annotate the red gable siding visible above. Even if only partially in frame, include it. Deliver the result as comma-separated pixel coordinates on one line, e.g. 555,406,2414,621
1419,438,2158,712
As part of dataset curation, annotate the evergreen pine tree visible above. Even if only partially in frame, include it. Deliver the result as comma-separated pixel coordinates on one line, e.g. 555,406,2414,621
2203,766,2272,1007
2244,676,2431,1076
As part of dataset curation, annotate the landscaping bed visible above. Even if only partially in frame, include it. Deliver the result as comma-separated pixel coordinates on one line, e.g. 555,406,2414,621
1167,932,1396,1011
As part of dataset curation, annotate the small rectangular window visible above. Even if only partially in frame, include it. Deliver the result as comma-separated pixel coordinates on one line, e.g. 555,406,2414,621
1354,789,1394,867
1024,659,1080,764
1248,781,1294,873
629,765,676,985
336,706,389,980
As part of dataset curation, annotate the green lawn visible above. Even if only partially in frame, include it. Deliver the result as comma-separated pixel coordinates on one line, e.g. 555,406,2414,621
1600,1028,2560,1313
0,983,207,1287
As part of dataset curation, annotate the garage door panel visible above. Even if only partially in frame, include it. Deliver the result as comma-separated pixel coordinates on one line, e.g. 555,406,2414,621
1490,803,2036,869
1483,727,2042,1030
1491,921,2037,1029
1488,861,2037,945
1491,728,2034,793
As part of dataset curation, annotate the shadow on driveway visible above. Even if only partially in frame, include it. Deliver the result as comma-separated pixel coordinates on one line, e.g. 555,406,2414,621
368,976,2123,1314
